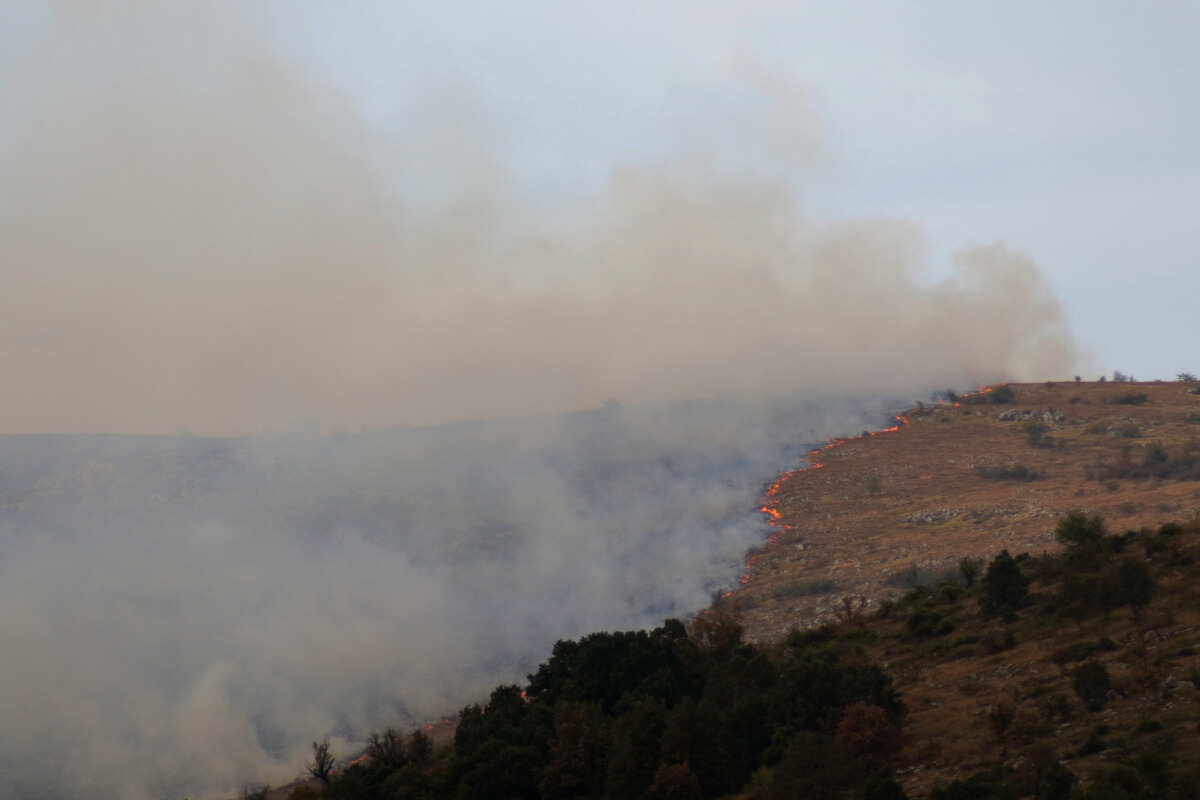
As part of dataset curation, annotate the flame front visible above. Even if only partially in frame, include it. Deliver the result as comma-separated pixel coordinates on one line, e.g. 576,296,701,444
729,412,911,594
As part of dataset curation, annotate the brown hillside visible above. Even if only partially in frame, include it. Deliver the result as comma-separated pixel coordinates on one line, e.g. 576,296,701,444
731,380,1200,640
723,379,1200,797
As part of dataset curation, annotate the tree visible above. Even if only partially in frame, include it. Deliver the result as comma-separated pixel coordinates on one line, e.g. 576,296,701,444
1177,372,1198,382
407,728,432,766
1054,512,1107,549
306,736,335,785
538,705,607,800
365,727,407,770
647,762,702,800
835,703,902,767
958,557,984,587
1112,558,1154,620
981,550,1029,620
1072,660,1111,712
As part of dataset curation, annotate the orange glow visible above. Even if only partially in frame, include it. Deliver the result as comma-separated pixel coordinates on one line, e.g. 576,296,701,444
729,412,910,592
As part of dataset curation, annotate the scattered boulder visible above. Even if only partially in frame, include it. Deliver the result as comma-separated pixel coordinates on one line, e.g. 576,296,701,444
998,409,1066,424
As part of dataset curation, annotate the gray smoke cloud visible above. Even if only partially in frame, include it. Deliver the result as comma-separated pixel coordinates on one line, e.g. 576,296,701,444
0,2,1079,798
0,1,1075,437
2,398,899,799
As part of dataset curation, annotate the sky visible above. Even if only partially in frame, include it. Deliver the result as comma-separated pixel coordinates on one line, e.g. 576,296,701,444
1,1,1197,434
276,0,1200,374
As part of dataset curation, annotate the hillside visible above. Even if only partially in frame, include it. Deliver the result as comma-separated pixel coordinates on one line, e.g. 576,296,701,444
719,378,1200,797
258,379,1200,800
732,380,1200,640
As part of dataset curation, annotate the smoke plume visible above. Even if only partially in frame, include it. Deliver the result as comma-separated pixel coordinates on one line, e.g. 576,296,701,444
0,2,1076,437
0,3,1079,798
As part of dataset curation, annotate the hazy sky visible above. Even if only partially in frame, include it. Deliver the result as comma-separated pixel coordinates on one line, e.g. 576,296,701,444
2,1,1195,434
279,0,1199,371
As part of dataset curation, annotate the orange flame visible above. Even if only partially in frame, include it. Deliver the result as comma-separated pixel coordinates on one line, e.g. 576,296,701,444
730,413,910,592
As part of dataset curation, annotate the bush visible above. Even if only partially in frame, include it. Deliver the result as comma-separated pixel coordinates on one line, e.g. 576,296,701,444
1110,393,1150,405
961,385,1016,405
1024,421,1051,447
991,385,1016,404
906,609,949,639
977,465,1041,481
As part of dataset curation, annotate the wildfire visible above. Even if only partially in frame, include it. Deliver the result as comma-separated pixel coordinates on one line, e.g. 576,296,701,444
950,384,1002,407
730,412,911,593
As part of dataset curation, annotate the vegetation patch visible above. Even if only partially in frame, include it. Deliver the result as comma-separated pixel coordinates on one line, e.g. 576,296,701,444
1110,393,1151,405
976,464,1041,481
1093,440,1200,481
772,579,838,599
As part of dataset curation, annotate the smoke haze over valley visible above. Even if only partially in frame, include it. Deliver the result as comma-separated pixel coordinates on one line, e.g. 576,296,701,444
0,2,1092,797
2,398,914,798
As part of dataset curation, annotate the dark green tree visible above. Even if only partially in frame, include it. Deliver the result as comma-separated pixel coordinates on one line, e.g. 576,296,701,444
981,550,1029,619
1055,512,1107,550
1112,557,1155,620
537,704,607,800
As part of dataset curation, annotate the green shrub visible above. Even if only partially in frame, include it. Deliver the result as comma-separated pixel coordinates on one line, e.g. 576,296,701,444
1023,421,1050,447
977,465,1041,481
935,583,966,605
990,385,1016,404
1110,393,1150,405
906,609,949,639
